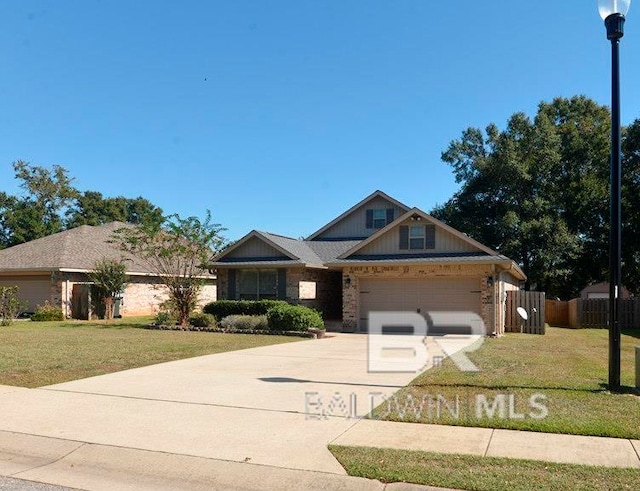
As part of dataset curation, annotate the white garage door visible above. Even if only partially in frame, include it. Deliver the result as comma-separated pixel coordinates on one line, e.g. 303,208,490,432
0,276,51,313
359,277,482,333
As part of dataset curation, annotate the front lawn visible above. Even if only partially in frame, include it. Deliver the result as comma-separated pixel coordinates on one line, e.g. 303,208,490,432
330,446,640,491
371,327,640,439
0,317,302,388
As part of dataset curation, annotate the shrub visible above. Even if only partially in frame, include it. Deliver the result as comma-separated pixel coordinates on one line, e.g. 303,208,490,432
189,312,216,328
154,310,178,326
203,300,288,320
0,286,26,326
30,301,65,322
267,304,323,332
219,315,268,330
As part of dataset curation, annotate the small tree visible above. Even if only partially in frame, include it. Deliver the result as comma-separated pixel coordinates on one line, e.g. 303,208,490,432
113,212,226,326
0,286,26,326
88,258,128,320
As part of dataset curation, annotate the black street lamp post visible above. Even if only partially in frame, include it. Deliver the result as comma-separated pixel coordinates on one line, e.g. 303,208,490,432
599,0,630,392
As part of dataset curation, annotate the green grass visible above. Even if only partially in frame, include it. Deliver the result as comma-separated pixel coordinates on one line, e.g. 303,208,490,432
330,446,640,491
0,317,302,388
371,327,640,439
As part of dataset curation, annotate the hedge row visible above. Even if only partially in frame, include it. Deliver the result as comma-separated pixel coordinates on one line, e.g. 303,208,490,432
203,300,288,320
202,300,324,332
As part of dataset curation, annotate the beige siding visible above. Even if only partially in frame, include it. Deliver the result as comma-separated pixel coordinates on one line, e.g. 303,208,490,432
226,237,289,260
315,197,407,240
356,219,480,256
0,275,51,313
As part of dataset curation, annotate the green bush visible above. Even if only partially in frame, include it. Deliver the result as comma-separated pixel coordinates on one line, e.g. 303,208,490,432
219,315,268,330
267,304,323,332
189,312,216,328
30,302,65,322
203,300,288,320
154,310,177,326
0,286,26,326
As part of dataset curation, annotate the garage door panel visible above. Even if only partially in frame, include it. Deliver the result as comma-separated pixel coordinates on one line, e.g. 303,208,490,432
359,277,481,333
0,277,51,313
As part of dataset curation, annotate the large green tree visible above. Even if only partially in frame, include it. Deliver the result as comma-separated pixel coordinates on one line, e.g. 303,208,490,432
0,161,78,247
433,96,613,298
0,161,164,248
66,191,164,228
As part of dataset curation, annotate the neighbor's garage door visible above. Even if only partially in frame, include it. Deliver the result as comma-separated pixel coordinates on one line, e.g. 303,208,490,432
359,277,482,333
0,276,51,313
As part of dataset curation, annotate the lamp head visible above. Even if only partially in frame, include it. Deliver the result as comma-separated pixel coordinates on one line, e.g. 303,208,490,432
599,0,631,19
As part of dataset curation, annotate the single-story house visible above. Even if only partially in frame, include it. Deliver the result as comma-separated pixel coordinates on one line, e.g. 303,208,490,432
0,222,217,318
210,191,526,335
580,281,630,300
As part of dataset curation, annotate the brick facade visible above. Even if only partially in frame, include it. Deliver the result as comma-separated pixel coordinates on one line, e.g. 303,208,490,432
51,272,216,318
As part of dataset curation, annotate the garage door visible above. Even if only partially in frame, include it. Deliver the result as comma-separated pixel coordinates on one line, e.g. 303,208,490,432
359,277,482,333
0,276,51,314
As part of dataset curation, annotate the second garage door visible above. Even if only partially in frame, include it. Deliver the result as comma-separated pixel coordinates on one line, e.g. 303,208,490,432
359,277,482,333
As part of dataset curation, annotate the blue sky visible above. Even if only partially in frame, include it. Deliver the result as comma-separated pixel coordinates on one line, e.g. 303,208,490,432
1,1,638,241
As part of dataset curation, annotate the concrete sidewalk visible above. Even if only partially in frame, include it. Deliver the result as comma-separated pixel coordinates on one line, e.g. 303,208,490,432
332,419,640,469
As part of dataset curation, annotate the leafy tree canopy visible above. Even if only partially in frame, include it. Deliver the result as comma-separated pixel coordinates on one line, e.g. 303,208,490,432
432,96,630,299
0,161,164,248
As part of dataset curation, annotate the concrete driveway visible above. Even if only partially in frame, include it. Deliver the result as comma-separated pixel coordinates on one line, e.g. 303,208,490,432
0,333,466,489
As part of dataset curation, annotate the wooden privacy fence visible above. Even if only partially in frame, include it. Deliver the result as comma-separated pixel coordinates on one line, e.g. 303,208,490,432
505,291,546,335
545,299,569,327
566,298,640,329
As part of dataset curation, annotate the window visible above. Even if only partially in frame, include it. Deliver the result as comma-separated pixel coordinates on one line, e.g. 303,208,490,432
366,208,394,229
372,209,387,229
238,269,277,300
409,225,425,250
399,224,436,250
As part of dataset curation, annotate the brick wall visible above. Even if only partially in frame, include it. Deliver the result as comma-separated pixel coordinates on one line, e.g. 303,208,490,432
51,272,216,318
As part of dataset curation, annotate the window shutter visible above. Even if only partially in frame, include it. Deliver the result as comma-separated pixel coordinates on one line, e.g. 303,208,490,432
425,225,436,249
399,226,409,250
386,208,394,225
365,209,373,229
228,269,237,299
277,269,287,300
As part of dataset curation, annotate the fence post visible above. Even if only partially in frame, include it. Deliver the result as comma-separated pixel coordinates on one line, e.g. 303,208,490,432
636,346,640,389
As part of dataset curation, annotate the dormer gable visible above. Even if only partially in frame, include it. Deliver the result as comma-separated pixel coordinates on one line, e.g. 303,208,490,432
307,190,410,241
338,208,497,259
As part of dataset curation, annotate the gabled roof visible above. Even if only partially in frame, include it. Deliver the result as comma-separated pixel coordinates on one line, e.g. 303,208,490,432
211,231,332,269
337,207,498,259
306,190,411,241
0,222,154,275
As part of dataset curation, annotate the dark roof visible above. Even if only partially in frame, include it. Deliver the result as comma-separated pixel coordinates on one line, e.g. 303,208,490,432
0,222,154,275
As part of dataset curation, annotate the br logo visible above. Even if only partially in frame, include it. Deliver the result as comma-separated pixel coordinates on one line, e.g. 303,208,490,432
367,311,486,373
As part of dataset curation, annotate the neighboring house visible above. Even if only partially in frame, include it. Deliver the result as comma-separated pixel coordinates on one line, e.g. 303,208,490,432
0,222,217,318
580,281,630,300
210,191,526,335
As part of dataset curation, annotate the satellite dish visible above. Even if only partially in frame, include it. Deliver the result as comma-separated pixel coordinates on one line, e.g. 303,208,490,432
516,307,528,321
